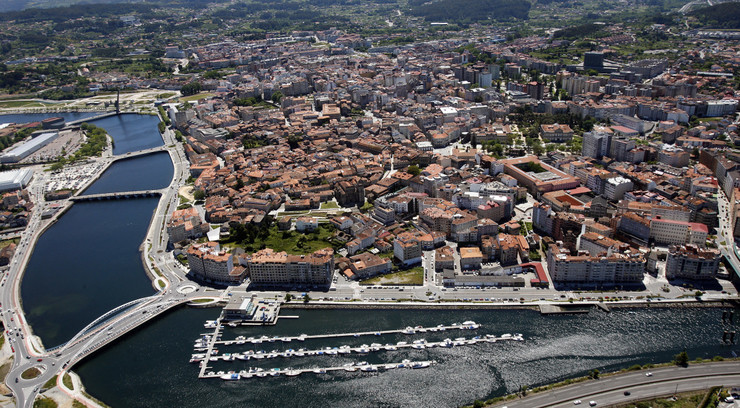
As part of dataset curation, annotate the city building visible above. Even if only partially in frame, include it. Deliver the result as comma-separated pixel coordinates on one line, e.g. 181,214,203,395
242,247,335,287
393,231,424,266
665,245,720,280
187,242,246,284
547,246,645,284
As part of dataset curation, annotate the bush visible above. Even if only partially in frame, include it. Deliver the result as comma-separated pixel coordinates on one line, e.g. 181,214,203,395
674,350,689,367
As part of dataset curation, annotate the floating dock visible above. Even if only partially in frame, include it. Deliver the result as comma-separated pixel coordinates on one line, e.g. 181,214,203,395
210,322,481,346
193,334,523,363
200,359,439,380
194,320,525,380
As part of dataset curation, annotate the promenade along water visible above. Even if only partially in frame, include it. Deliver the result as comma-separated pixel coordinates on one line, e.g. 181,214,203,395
19,113,171,348
75,306,739,408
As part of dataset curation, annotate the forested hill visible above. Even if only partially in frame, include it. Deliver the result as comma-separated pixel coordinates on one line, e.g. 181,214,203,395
408,0,531,22
689,2,740,29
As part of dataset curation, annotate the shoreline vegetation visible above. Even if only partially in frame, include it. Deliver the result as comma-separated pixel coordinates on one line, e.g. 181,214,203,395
465,358,736,408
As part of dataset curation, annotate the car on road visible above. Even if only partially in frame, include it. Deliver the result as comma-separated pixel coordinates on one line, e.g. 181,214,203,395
645,372,652,377
573,400,581,405
623,391,630,396
589,401,597,407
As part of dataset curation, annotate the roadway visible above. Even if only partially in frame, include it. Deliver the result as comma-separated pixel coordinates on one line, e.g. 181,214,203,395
717,190,740,279
492,362,740,408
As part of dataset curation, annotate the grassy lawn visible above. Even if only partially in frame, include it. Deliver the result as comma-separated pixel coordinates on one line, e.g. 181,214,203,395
0,361,11,383
224,224,341,255
0,101,57,108
180,93,215,102
320,201,339,209
360,266,423,286
190,298,216,304
43,375,58,389
33,397,57,408
614,390,707,408
21,367,41,380
63,373,73,389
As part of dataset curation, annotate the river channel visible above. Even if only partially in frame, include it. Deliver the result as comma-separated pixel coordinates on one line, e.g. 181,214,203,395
0,112,171,349
3,112,740,408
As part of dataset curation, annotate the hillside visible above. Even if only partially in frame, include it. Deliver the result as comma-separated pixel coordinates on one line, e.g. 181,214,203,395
409,0,531,22
689,2,740,29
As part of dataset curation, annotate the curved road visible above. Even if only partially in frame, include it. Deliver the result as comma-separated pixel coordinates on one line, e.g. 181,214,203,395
492,362,740,407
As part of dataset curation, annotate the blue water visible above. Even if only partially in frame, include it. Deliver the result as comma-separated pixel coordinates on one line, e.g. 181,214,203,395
74,306,740,408
90,113,163,155
0,112,97,124
81,153,173,195
20,112,169,348
20,199,159,348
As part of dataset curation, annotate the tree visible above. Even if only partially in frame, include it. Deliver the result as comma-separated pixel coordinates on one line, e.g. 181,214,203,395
271,90,283,104
303,294,310,303
284,294,292,302
473,400,484,408
674,350,689,367
589,369,600,379
407,165,421,176
180,81,202,96
193,189,206,200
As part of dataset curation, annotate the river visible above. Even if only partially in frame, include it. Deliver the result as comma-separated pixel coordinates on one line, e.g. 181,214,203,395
73,306,739,408
4,112,740,408
7,112,171,349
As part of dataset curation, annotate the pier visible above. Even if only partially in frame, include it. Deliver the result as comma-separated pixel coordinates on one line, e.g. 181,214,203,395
195,334,523,363
199,359,440,380
211,322,482,345
197,318,224,379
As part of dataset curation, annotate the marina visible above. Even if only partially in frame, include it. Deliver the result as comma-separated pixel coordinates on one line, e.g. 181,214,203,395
206,321,482,344
193,319,524,380
200,359,440,380
191,334,523,363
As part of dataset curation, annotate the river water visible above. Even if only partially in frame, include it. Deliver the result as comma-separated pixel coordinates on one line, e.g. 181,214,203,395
12,113,170,348
0,112,97,125
73,306,738,408
5,112,740,408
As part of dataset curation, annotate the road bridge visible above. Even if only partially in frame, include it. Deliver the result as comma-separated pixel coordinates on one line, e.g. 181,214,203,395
66,111,119,126
70,189,164,202
109,145,168,163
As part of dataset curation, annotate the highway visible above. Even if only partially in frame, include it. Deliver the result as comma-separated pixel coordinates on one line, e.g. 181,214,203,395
492,362,740,408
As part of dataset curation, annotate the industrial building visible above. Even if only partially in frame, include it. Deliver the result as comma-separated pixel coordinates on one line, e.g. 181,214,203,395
0,132,59,163
0,168,34,192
